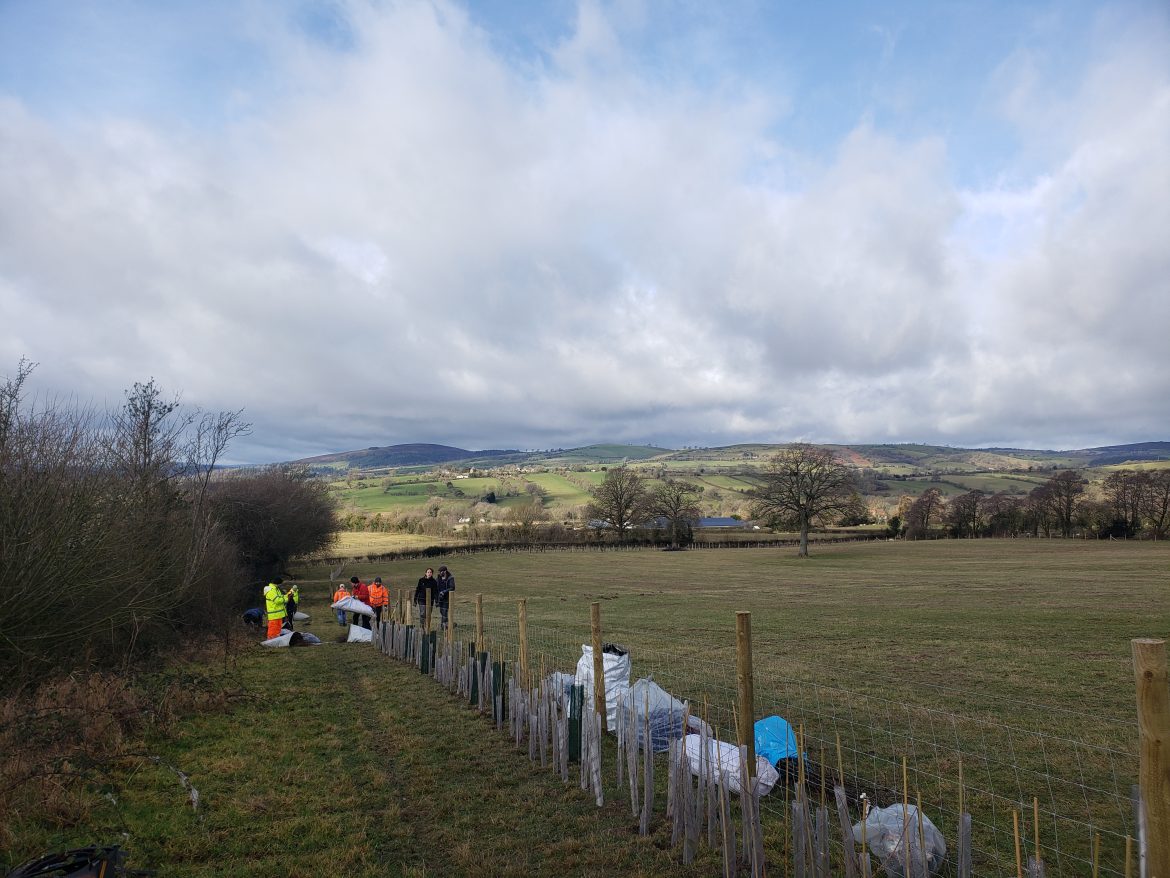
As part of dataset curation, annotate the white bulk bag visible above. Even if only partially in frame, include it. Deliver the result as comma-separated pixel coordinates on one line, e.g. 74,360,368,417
293,611,310,621
346,624,373,643
684,734,780,797
261,631,302,648
574,645,631,730
332,596,373,617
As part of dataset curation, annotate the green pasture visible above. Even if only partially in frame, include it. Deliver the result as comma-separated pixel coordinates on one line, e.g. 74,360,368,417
8,541,1164,876
938,472,1047,494
296,539,1167,874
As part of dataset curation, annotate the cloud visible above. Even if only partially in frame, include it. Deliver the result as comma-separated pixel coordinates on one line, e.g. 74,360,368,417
1,0,1167,461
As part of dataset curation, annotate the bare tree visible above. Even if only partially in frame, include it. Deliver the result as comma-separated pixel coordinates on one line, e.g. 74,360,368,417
750,444,855,557
584,466,649,543
1045,470,1086,537
946,490,985,538
905,488,945,539
648,479,702,548
1145,470,1170,538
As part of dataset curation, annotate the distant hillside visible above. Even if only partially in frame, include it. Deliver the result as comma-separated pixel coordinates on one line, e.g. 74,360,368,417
296,443,515,469
1080,441,1170,466
292,440,1169,473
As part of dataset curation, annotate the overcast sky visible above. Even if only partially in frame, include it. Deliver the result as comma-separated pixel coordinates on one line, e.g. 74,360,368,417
1,1,1167,463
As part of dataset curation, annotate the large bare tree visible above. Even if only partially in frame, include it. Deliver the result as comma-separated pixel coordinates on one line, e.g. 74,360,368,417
585,466,649,543
648,479,703,548
750,444,855,557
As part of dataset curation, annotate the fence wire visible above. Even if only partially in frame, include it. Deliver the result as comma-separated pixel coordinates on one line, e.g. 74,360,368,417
469,600,1141,877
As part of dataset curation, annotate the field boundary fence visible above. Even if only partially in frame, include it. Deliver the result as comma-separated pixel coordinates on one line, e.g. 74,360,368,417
316,534,883,566
362,590,1167,878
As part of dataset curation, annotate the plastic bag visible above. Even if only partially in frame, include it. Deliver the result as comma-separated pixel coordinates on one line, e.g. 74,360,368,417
620,678,709,752
346,624,373,643
293,611,310,621
260,631,304,648
684,734,780,796
754,715,800,766
546,671,576,704
852,804,947,878
574,645,631,729
331,597,373,617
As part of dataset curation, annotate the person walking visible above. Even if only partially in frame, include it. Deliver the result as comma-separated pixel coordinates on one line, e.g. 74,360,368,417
351,576,372,629
414,567,437,630
436,565,455,631
332,580,351,626
368,576,389,626
263,577,287,640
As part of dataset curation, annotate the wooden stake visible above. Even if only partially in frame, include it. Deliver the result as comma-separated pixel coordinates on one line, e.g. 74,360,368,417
736,611,756,773
475,593,484,651
1125,835,1133,878
902,757,911,878
836,731,845,788
1032,795,1040,864
518,598,529,684
591,602,607,733
1013,809,1023,878
1132,638,1170,878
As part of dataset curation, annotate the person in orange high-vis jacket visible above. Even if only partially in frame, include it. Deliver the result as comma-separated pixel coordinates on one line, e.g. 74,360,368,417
264,577,287,639
332,582,350,627
367,577,389,625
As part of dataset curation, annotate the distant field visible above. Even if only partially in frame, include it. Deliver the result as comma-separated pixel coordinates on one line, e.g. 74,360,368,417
311,531,461,556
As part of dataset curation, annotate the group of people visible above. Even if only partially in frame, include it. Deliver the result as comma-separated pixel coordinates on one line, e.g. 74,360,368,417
331,575,389,629
329,565,455,630
245,566,459,640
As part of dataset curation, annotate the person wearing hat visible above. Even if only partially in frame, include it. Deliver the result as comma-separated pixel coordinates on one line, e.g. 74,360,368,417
332,580,351,626
436,565,455,630
368,576,389,625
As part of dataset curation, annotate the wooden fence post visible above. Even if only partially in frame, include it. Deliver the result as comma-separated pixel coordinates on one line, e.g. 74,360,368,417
591,601,607,733
1133,638,1170,878
737,611,756,774
519,599,529,685
476,593,484,651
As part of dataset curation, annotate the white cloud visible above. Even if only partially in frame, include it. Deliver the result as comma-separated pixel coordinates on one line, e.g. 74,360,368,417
1,1,1167,460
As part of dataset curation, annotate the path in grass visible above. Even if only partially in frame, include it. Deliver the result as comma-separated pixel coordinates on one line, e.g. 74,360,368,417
6,627,715,878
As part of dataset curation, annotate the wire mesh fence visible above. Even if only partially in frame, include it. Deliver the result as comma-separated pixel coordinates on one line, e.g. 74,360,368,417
373,591,1150,877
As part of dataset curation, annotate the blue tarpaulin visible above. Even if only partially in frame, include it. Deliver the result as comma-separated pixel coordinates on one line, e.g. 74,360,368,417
754,715,800,765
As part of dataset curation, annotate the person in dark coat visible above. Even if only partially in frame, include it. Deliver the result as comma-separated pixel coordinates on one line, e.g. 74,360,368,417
414,568,437,629
436,565,455,630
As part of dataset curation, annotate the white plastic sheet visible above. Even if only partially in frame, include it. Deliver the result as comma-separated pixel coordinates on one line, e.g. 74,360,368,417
620,678,710,752
683,734,780,796
852,804,947,878
346,624,373,643
260,631,302,648
574,645,631,729
331,597,373,617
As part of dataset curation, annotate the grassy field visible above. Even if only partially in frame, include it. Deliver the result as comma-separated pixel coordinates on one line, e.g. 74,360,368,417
293,539,1168,875
12,540,1161,876
1,632,718,877
315,531,462,556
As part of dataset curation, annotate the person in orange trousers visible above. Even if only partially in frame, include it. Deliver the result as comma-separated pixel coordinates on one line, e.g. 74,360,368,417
264,577,287,639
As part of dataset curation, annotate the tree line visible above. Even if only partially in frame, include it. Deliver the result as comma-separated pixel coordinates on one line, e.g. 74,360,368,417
898,468,1170,539
0,361,336,687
